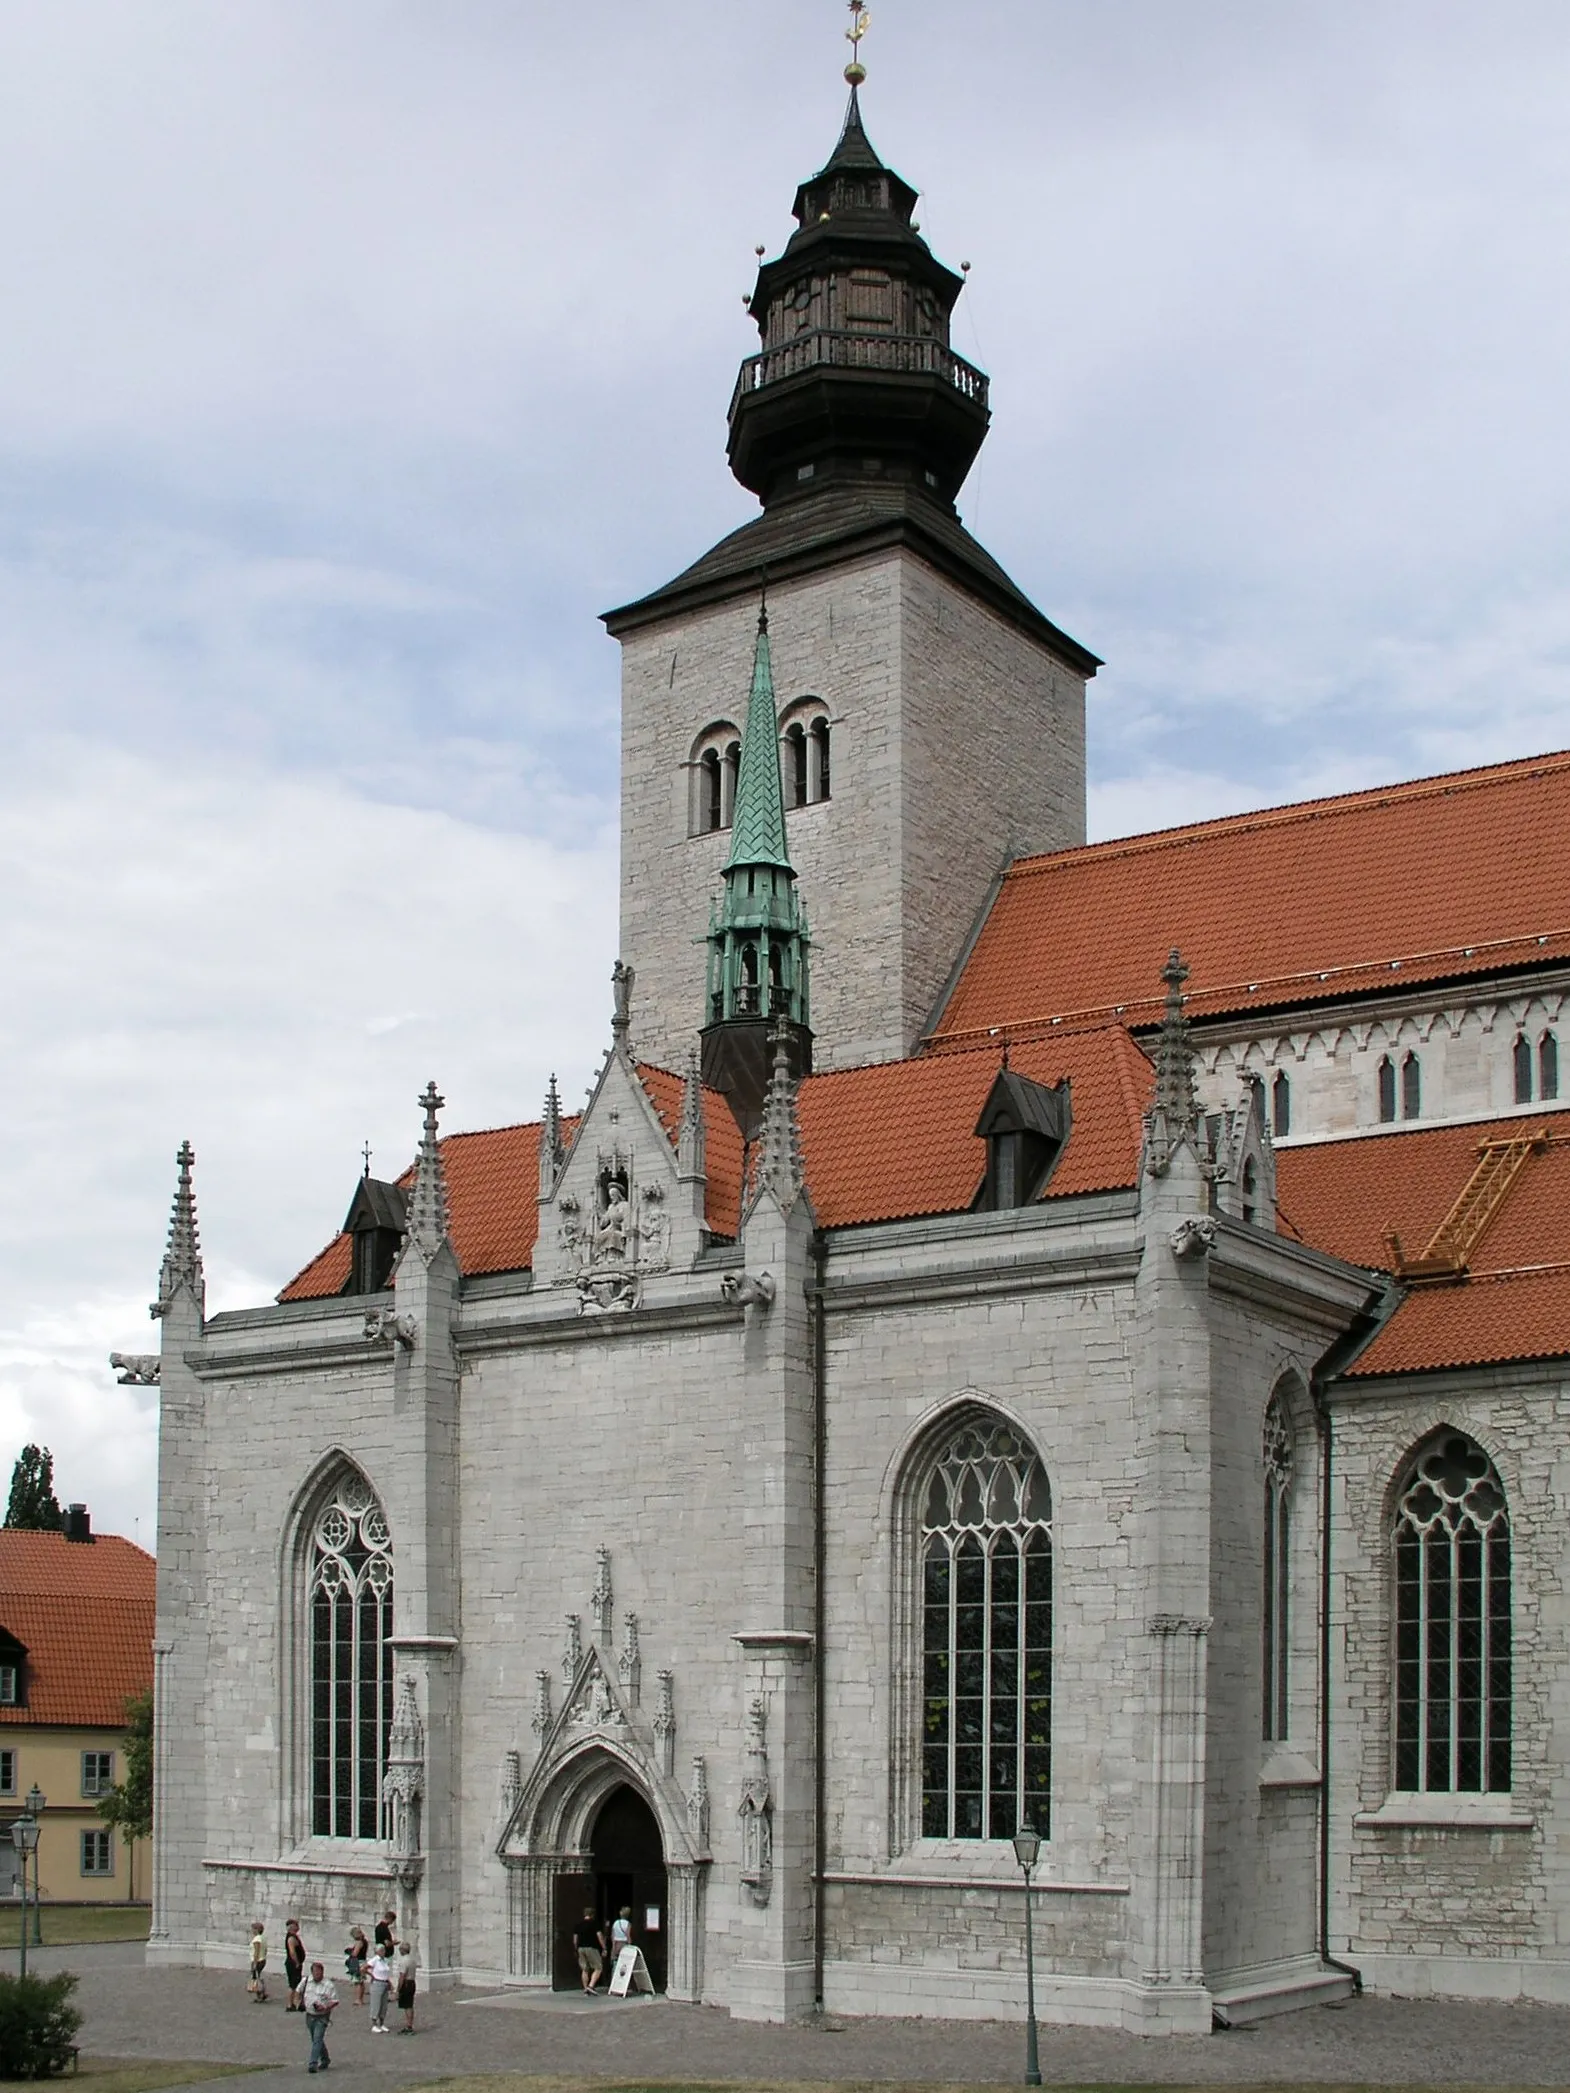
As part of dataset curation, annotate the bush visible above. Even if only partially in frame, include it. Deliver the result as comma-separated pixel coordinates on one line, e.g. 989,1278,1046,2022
0,1972,81,2078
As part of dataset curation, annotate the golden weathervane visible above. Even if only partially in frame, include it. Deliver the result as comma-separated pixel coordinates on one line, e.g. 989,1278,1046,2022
844,2,870,87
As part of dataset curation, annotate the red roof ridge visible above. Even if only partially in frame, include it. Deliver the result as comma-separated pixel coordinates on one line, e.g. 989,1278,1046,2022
1004,745,1570,885
929,923,1570,1050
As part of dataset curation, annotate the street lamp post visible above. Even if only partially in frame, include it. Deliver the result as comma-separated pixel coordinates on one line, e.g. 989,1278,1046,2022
1012,1825,1042,2087
10,1812,39,1980
24,1789,44,1949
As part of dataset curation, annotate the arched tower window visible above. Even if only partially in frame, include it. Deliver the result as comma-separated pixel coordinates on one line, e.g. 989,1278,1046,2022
1262,1393,1293,1741
1393,1433,1511,1794
779,700,832,807
1513,1033,1533,1104
1540,1031,1559,1101
1377,1055,1396,1123
688,723,741,837
309,1471,394,1839
1271,1069,1291,1139
920,1417,1051,1840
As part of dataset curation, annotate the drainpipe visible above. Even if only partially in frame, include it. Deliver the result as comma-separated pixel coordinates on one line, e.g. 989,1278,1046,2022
1310,1276,1399,1994
811,1229,828,2011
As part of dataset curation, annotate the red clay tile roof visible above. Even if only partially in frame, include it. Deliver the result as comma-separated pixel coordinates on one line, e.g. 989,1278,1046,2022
930,748,1570,1049
0,1533,154,1729
800,1028,1151,1226
282,1032,1152,1298
1278,1119,1570,1378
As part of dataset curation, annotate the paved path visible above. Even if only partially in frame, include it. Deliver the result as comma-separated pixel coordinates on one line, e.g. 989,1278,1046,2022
30,1945,1570,2086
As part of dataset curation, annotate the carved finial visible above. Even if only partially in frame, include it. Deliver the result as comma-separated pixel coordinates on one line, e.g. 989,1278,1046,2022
677,1049,707,1183
618,1612,641,1706
750,1020,807,1215
591,1547,614,1642
688,1752,710,1847
611,961,634,1044
531,1669,553,1742
405,1081,450,1254
153,1139,204,1318
1147,949,1203,1178
387,1674,425,1763
844,0,870,86
540,1075,564,1197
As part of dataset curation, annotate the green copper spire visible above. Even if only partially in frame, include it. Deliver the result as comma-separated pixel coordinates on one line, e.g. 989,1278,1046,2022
700,602,813,1138
725,611,793,872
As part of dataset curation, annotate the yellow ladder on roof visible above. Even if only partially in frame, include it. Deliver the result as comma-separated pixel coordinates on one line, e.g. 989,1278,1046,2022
1385,1129,1548,1284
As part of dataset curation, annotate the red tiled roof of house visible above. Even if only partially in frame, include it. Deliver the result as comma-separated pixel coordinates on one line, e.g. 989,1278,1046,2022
1277,1118,1570,1378
0,1532,154,1729
282,1030,1152,1298
930,748,1570,1049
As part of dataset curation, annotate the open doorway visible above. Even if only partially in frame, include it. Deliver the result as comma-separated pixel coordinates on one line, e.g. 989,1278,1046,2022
550,1783,668,1992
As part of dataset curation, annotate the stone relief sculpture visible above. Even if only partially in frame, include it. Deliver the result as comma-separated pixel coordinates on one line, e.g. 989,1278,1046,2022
561,1613,582,1680
381,1675,425,1885
737,1695,773,1906
530,1670,553,1743
1169,1215,1217,1260
687,1752,710,1849
500,1748,522,1815
591,1548,614,1641
618,1612,641,1706
653,1669,676,1776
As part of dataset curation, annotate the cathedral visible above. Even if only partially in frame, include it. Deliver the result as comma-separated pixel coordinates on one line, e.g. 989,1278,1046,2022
137,70,1570,2031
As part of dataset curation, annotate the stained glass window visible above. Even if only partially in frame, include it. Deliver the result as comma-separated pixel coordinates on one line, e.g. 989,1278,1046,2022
1393,1434,1510,1794
921,1419,1051,1840
310,1473,394,1838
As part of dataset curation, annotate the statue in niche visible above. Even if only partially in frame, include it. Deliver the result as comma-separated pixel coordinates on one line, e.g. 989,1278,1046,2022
639,1183,671,1272
594,1176,631,1262
576,1159,641,1314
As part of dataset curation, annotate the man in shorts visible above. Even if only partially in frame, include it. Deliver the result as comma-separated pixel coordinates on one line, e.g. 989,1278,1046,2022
573,1907,605,1994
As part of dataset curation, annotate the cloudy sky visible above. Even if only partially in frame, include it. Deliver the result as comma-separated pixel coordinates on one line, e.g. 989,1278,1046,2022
2,1,1568,1545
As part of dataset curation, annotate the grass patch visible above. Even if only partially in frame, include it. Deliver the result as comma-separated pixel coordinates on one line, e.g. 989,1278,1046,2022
394,2082,1568,2093
8,1907,154,1947
76,2064,259,2093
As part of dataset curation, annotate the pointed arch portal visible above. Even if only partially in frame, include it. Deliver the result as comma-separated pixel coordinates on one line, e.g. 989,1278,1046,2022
551,1783,668,1992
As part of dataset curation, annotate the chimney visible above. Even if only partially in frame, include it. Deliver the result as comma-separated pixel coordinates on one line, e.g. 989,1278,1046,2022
62,1505,92,1544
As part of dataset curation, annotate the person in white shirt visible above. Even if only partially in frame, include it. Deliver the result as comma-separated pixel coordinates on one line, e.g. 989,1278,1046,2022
302,1962,338,2073
366,1948,393,2031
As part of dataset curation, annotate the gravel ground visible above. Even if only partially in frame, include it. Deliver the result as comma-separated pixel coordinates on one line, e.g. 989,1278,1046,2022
30,1944,1570,2089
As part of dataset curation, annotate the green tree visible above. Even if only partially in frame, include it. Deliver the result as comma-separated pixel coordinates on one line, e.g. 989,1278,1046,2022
3,1447,60,1531
98,1689,153,1850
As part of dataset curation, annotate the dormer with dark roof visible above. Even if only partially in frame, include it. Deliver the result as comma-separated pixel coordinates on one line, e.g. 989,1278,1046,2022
342,1175,407,1296
973,1064,1070,1210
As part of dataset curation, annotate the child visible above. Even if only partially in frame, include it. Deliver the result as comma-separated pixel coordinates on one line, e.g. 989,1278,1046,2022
248,1921,268,2002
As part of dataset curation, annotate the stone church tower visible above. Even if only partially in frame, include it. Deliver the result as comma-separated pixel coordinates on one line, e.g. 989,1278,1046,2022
606,89,1099,1073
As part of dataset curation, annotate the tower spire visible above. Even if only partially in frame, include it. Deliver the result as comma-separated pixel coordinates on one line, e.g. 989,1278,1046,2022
701,602,813,1139
154,1139,204,1317
749,1019,809,1217
539,1075,564,1198
406,1081,451,1254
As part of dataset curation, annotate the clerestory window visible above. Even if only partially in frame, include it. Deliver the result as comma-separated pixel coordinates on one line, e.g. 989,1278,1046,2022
309,1471,394,1839
1402,1051,1421,1120
920,1417,1052,1840
1393,1433,1511,1794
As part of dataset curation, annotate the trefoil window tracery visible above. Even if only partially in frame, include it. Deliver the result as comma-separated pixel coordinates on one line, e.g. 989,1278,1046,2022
920,1418,1051,1841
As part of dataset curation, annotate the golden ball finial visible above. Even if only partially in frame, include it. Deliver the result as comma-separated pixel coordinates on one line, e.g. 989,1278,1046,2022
844,60,866,86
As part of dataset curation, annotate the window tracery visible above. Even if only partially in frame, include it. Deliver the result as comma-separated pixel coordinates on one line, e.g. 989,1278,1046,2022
309,1471,394,1839
1393,1433,1511,1794
1262,1393,1292,1742
920,1418,1051,1840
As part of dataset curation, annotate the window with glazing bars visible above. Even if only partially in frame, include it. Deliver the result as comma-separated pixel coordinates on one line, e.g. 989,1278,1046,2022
1393,1434,1510,1793
921,1419,1051,1839
310,1474,394,1838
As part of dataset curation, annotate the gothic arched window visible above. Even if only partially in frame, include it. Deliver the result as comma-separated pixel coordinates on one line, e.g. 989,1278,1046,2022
1271,1069,1291,1139
921,1418,1051,1840
1377,1055,1397,1123
784,722,808,809
1514,1033,1533,1104
310,1472,394,1839
1262,1394,1293,1741
1393,1433,1511,1794
1541,1031,1559,1101
1402,1051,1422,1120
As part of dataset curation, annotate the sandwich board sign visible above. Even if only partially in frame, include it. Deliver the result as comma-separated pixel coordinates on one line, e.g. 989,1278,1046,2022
608,1944,655,1997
